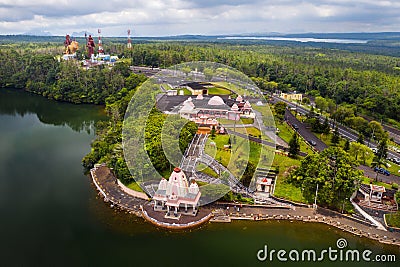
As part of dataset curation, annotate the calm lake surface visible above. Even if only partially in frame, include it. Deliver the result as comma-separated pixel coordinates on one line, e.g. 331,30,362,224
0,88,398,267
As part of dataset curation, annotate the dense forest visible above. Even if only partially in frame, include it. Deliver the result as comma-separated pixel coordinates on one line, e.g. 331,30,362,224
1,40,400,123
1,38,400,186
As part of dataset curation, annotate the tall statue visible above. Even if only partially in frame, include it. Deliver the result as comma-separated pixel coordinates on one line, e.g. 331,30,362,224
64,34,72,48
64,34,79,55
87,35,95,58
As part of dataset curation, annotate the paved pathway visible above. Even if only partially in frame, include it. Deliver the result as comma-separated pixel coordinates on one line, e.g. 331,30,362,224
212,203,400,246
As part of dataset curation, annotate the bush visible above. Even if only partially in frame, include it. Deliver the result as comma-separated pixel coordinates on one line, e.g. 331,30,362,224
392,183,399,190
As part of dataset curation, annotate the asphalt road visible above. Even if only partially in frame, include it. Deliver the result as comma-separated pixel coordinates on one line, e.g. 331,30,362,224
284,109,328,152
272,95,400,161
358,165,400,184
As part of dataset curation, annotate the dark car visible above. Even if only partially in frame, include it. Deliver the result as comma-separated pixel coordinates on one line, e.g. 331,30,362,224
292,124,299,130
373,166,390,176
308,140,317,146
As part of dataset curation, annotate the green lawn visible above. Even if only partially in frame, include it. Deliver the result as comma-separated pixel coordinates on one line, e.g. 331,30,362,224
212,81,249,97
313,132,347,148
276,121,311,154
180,88,192,95
196,163,219,178
361,177,397,190
207,86,231,95
386,162,400,176
205,134,232,167
385,212,400,228
272,154,307,203
204,133,274,176
240,117,254,124
218,118,238,125
205,133,306,203
126,181,144,192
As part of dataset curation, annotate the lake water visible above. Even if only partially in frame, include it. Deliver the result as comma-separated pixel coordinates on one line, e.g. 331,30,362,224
0,88,398,266
219,36,369,44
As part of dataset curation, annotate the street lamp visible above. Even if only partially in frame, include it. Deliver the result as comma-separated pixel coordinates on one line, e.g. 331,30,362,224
313,183,319,209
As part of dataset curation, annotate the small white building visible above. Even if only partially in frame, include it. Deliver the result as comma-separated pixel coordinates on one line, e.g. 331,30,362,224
153,167,201,218
369,184,386,203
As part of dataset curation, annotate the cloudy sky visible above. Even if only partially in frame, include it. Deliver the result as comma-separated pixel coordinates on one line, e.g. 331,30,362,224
0,0,399,36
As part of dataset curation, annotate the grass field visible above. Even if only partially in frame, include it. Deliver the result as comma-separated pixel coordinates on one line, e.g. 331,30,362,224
240,117,254,124
276,121,312,154
196,163,219,178
204,133,274,176
204,134,232,167
126,181,144,192
360,177,395,189
385,212,400,228
272,154,307,203
207,86,231,95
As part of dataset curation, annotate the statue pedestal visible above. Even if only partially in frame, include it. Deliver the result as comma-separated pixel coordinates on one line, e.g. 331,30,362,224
165,213,181,220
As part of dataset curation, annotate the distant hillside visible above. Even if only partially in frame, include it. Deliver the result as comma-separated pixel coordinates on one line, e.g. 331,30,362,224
22,30,53,36
2,32,400,57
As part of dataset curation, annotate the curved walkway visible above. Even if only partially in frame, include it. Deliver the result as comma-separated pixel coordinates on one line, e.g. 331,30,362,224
90,164,400,246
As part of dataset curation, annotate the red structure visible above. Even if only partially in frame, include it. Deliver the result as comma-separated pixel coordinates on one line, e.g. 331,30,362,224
86,34,95,58
64,34,72,48
97,29,104,55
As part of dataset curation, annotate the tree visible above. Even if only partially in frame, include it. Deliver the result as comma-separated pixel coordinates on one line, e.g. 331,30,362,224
343,139,350,152
367,121,384,142
203,68,214,81
211,125,216,139
181,66,191,76
288,132,300,158
332,105,355,123
376,137,388,160
357,133,365,145
349,142,372,164
315,96,328,112
322,117,330,135
372,137,388,181
274,101,287,121
331,127,340,146
345,116,368,134
242,161,256,187
289,147,362,210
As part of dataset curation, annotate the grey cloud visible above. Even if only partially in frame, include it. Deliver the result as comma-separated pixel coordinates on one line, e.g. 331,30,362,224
0,7,34,22
1,0,400,35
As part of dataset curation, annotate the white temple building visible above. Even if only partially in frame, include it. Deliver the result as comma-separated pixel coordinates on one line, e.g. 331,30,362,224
153,167,201,218
178,94,254,127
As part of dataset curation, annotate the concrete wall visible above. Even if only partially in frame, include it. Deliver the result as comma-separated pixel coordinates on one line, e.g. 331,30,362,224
117,180,149,200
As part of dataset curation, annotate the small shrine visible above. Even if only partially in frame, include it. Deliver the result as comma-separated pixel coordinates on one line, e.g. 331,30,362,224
256,177,273,194
369,184,386,203
153,167,201,219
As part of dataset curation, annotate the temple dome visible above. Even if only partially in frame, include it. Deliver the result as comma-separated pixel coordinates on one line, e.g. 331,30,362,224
166,167,189,197
189,180,200,194
244,100,252,108
208,96,224,106
231,103,239,111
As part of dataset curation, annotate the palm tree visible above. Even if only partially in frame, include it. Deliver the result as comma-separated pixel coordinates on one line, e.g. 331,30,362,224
372,137,388,181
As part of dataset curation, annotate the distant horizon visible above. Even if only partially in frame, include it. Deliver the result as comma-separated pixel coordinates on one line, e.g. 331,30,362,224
3,31,400,38
2,1,400,37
